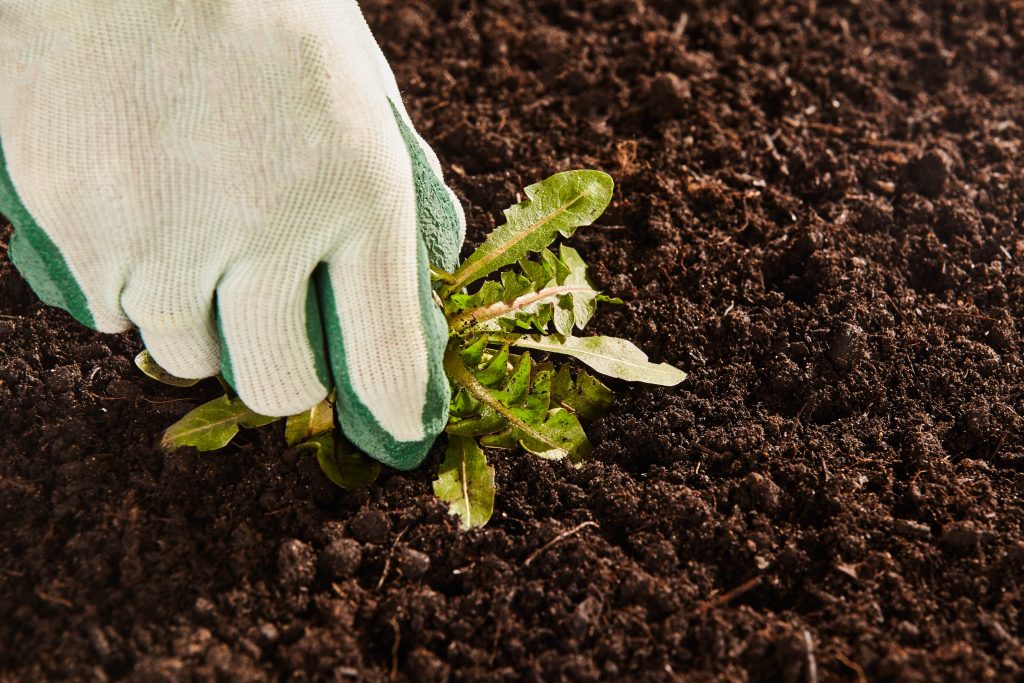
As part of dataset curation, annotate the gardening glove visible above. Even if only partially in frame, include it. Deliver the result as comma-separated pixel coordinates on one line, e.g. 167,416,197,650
0,1,465,470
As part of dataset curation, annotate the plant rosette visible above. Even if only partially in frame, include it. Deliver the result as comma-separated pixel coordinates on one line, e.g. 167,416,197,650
138,170,686,529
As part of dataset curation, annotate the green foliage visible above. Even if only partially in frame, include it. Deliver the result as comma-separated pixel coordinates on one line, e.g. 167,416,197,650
135,351,201,387
284,394,335,446
297,432,381,490
161,395,277,452
433,436,495,529
433,170,685,526
445,349,596,463
440,170,614,297
502,334,687,386
141,170,686,531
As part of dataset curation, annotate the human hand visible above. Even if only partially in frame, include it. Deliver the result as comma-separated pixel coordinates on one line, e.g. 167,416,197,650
0,0,465,469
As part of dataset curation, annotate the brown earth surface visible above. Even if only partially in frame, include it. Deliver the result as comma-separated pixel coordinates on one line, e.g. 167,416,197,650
3,0,1024,681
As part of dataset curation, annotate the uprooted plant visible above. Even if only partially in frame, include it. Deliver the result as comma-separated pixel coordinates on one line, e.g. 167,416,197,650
138,170,685,528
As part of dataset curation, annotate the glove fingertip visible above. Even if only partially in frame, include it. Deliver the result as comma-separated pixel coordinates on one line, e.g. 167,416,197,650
316,261,450,471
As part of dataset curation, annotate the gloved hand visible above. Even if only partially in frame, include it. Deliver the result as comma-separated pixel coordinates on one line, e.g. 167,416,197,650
0,1,465,470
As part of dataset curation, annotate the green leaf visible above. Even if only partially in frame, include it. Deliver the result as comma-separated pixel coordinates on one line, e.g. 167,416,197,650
552,366,615,421
441,170,614,296
161,395,276,451
299,432,380,490
506,335,687,386
557,245,600,333
450,387,483,418
135,350,202,387
521,408,592,463
446,406,507,436
433,436,495,530
284,398,335,446
239,412,279,429
475,345,509,387
459,336,489,367
479,428,518,450
510,363,553,424
493,353,532,405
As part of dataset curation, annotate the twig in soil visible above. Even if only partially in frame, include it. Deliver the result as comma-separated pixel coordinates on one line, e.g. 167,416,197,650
696,575,763,614
835,652,866,683
376,527,409,591
672,12,689,38
803,629,818,683
389,618,401,682
35,589,74,609
523,521,598,567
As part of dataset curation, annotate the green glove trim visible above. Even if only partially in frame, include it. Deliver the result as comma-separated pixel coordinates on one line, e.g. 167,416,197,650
0,137,96,328
305,281,331,388
215,304,237,391
316,239,450,470
316,103,459,470
388,100,462,273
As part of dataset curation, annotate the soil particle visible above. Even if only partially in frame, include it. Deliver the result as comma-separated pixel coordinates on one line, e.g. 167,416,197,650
321,537,364,579
736,472,782,514
406,648,451,683
904,149,954,197
396,547,432,579
893,518,932,539
277,539,317,589
644,72,692,122
349,508,391,544
828,322,866,372
940,521,983,553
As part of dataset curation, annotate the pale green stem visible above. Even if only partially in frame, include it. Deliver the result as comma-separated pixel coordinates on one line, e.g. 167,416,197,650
430,265,457,285
448,285,592,334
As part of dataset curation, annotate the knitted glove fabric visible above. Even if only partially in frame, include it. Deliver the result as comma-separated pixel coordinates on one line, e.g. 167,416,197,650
0,0,465,469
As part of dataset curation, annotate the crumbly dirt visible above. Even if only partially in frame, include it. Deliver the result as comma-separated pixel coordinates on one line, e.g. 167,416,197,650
3,1,1024,681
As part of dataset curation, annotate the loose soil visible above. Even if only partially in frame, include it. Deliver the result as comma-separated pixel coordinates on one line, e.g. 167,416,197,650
3,1,1024,681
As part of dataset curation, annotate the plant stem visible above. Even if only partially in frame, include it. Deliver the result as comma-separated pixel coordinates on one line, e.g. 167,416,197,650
448,285,592,334
442,346,564,456
430,265,457,285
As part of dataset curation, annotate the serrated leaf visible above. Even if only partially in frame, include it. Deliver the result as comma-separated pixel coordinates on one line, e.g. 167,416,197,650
476,427,515,450
446,406,508,436
135,351,202,387
475,345,509,386
542,248,571,283
433,436,495,530
450,387,483,418
285,398,335,446
508,335,687,386
558,245,599,332
552,296,575,336
511,364,553,423
552,366,615,421
459,337,489,366
161,395,275,451
520,408,592,463
493,353,532,405
442,170,614,295
299,432,380,490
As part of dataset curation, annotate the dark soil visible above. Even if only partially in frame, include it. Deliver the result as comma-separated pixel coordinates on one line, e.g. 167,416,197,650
3,1,1024,680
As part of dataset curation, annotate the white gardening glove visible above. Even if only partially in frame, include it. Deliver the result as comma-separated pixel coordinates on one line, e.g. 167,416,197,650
0,1,465,470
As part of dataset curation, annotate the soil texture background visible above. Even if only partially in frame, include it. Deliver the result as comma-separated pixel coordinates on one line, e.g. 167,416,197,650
3,0,1024,681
